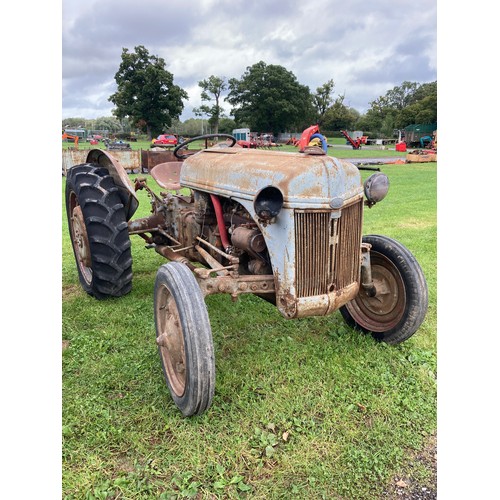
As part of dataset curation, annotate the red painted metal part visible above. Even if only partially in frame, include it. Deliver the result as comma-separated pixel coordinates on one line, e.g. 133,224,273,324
209,194,231,251
298,124,320,152
341,130,361,149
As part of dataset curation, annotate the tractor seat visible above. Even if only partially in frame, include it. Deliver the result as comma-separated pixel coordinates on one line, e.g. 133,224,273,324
150,161,183,190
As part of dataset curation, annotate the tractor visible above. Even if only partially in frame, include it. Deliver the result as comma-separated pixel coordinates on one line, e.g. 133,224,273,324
65,132,428,417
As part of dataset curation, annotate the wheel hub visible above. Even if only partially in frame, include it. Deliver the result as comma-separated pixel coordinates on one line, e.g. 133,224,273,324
156,285,186,397
361,266,399,316
348,253,406,333
72,205,91,268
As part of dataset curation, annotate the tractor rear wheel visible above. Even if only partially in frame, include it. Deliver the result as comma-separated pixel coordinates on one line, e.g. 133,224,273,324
154,262,215,417
65,163,133,299
339,235,428,344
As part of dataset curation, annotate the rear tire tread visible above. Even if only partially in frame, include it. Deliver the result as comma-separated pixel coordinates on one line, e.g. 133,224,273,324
66,163,133,299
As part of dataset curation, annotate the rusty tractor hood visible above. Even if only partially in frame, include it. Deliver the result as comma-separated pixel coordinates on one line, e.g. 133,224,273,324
180,148,362,209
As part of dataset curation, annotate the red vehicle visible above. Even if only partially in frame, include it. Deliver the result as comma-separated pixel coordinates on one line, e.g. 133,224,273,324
236,139,257,148
153,134,178,146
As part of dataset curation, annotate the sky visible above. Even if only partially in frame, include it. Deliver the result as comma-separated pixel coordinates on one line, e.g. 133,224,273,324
62,0,437,122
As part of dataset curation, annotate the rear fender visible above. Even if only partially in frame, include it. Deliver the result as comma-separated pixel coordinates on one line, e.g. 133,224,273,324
86,149,139,220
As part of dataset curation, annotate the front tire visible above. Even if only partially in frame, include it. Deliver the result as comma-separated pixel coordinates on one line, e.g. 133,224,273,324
65,163,133,299
340,235,428,344
154,262,215,416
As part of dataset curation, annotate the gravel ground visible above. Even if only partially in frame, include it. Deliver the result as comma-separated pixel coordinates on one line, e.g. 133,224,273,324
383,434,437,499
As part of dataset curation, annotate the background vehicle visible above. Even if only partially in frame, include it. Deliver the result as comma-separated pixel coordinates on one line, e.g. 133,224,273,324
152,134,178,145
62,132,80,148
65,132,428,417
236,139,257,148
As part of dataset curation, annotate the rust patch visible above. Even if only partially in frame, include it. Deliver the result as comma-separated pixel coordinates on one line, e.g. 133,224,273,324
180,148,362,209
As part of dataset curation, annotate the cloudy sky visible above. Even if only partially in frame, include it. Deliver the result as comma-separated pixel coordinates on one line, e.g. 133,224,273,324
62,0,437,121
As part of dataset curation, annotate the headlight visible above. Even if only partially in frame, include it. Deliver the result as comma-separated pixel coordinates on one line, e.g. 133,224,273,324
364,173,389,205
254,186,283,221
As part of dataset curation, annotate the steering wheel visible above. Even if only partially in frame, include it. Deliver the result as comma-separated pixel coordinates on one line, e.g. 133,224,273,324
173,134,237,160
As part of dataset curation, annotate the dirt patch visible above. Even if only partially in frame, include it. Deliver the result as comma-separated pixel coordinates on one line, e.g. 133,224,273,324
62,284,83,300
62,340,70,351
114,454,135,474
398,219,434,230
384,433,437,499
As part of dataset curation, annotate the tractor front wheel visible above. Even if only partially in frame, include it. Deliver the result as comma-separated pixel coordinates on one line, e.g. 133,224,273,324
339,235,428,344
154,262,215,417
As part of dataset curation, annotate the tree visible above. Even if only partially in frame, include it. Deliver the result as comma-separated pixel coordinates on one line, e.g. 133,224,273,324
62,118,86,129
227,61,313,135
322,94,360,132
218,117,237,134
382,81,419,110
109,45,188,139
192,76,227,135
361,81,437,135
312,79,336,125
62,116,124,135
408,81,437,105
92,116,123,133
174,118,208,136
396,81,437,127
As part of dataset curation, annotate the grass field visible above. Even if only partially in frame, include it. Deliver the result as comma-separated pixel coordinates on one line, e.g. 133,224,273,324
62,159,437,499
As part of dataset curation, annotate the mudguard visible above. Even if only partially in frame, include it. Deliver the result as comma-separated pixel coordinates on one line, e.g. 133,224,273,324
85,149,139,221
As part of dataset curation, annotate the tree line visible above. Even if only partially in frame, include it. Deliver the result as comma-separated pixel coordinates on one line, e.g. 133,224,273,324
63,45,437,140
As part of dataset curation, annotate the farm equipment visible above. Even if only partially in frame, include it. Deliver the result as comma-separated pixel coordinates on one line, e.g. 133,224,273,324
419,136,433,148
65,131,428,417
406,149,437,163
62,132,80,149
236,139,257,148
297,124,328,152
103,138,131,151
341,130,365,149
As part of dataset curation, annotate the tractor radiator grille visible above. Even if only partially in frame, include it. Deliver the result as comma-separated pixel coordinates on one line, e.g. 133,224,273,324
294,199,363,298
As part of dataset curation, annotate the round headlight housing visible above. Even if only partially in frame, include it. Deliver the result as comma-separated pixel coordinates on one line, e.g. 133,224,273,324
254,186,284,221
364,172,389,205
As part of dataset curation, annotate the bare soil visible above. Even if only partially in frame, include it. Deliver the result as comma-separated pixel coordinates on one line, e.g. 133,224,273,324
384,433,437,499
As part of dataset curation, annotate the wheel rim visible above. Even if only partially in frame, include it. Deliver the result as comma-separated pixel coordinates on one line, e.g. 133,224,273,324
68,192,92,285
346,252,406,332
156,283,186,397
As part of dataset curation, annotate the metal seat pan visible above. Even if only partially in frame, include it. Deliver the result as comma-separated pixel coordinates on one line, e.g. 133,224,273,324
151,161,183,190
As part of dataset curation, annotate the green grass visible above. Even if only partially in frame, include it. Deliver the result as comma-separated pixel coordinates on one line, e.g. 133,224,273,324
62,161,436,499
